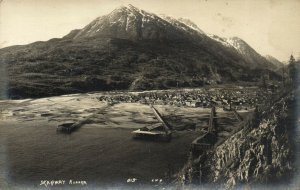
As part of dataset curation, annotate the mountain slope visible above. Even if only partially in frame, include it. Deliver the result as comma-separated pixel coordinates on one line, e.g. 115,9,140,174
161,15,204,35
71,5,192,41
0,5,280,99
227,37,277,70
265,55,284,69
209,35,278,70
177,18,205,34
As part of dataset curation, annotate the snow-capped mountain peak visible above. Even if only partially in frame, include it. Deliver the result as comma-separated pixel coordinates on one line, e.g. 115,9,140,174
65,4,280,71
208,34,278,69
72,4,181,40
208,35,255,54
69,4,208,41
112,4,147,17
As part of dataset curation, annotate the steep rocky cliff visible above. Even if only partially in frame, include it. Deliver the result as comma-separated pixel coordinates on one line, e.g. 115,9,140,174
213,93,294,188
178,90,295,188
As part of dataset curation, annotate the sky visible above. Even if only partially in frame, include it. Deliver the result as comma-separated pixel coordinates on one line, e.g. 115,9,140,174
0,0,299,61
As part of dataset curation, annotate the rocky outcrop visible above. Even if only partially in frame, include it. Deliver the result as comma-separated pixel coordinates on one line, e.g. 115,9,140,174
208,93,294,188
178,91,295,189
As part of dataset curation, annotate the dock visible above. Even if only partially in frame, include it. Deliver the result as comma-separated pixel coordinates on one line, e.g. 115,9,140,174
191,106,217,155
57,105,109,134
132,105,172,141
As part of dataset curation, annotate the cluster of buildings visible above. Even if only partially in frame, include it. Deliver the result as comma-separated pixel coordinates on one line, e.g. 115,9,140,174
96,87,275,110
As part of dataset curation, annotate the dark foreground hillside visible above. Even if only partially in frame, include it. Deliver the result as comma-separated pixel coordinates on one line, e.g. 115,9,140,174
178,87,297,188
0,36,280,99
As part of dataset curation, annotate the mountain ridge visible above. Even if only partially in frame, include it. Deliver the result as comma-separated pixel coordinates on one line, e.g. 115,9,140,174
0,4,281,99
265,55,284,68
208,35,278,70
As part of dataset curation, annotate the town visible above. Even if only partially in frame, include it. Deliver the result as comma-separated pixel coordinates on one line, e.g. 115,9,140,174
96,85,277,110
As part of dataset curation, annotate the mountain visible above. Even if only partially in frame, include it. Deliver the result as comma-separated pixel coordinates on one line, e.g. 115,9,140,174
69,5,195,41
0,5,281,99
177,18,205,34
265,55,284,69
161,15,204,35
208,35,278,70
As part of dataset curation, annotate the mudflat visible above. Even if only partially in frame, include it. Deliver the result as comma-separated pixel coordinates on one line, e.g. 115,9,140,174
0,93,206,188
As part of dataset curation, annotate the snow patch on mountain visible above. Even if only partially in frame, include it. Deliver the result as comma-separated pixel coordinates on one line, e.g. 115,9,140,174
161,14,205,35
207,34,232,47
208,35,252,55
178,18,204,34
208,35,278,70
67,4,279,71
72,4,208,40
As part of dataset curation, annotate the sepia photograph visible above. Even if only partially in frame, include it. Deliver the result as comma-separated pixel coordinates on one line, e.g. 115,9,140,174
0,0,299,189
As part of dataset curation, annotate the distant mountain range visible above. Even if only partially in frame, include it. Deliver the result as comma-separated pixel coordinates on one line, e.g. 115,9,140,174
265,55,284,68
208,35,282,70
0,4,282,99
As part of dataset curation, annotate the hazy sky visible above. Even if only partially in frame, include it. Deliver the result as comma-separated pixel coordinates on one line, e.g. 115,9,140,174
0,0,299,61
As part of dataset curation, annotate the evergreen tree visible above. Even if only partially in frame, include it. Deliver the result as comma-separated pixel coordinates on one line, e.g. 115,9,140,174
288,54,297,86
